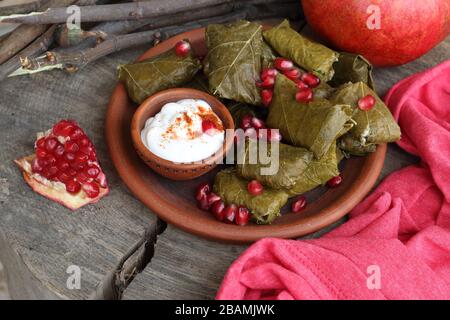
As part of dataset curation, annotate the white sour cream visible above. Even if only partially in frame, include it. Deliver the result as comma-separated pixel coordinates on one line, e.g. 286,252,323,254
141,99,224,163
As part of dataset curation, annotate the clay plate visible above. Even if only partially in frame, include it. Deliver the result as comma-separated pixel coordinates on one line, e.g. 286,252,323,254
105,27,386,243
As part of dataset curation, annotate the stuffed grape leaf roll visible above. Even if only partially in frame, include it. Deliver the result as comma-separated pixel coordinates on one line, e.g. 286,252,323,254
286,143,340,196
118,40,201,104
213,168,289,224
204,20,263,106
236,140,314,189
263,20,338,81
330,82,401,155
266,74,353,159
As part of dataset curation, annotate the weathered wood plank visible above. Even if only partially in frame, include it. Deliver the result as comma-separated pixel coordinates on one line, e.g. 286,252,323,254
0,22,447,299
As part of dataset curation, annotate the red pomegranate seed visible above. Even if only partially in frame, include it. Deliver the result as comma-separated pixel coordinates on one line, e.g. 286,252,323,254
54,144,65,157
267,129,282,142
57,159,70,171
70,161,86,171
48,165,58,176
256,76,275,89
82,181,100,198
295,80,309,89
295,88,314,103
211,200,225,221
86,166,100,178
68,168,77,176
327,174,343,188
223,204,237,224
247,180,263,196
202,120,217,133
44,137,58,151
70,128,84,140
235,206,250,226
75,152,88,162
260,68,278,80
36,137,45,149
291,195,307,213
174,40,191,57
45,154,56,165
65,141,79,153
76,171,90,183
78,137,90,147
240,114,253,129
80,145,93,155
65,179,81,194
36,148,47,159
64,152,75,162
57,172,70,183
64,141,80,153
283,68,301,81
207,192,221,207
195,182,211,201
357,95,376,111
251,117,266,129
261,89,273,107
53,120,75,137
301,72,320,88
31,158,43,173
95,172,107,188
274,58,294,71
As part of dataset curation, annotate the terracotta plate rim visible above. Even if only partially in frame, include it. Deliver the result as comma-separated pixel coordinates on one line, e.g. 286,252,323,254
105,27,386,244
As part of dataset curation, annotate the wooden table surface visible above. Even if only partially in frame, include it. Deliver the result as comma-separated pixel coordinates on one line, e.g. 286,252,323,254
0,23,448,299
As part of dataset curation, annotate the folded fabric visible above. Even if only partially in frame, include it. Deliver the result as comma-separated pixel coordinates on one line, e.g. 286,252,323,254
216,60,450,300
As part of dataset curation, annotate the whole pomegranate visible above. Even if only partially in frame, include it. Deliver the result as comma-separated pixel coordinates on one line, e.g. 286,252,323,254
301,0,449,66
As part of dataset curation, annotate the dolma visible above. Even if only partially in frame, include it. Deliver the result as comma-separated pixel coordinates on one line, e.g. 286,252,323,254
263,20,338,81
236,140,314,189
213,168,289,224
266,74,353,159
286,143,340,196
118,41,201,104
330,82,401,154
330,52,375,90
204,20,263,105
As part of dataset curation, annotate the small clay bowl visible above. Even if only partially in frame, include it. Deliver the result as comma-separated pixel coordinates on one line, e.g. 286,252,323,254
131,88,234,180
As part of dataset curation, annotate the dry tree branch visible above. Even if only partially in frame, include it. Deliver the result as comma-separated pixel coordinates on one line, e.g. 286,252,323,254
0,0,45,16
0,24,57,81
0,0,101,65
9,0,300,77
0,0,232,24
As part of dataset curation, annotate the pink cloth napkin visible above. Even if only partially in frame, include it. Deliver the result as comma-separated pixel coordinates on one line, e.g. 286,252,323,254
216,60,450,300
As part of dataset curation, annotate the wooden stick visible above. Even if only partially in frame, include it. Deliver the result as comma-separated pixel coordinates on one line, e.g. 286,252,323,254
0,25,57,81
0,0,44,16
0,0,242,24
0,1,234,78
0,0,80,65
10,2,300,76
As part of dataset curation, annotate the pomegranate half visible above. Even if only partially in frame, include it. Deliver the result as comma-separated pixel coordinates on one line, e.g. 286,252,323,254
15,120,109,210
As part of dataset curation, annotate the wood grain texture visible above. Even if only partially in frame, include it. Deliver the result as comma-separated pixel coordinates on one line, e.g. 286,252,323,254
0,22,448,299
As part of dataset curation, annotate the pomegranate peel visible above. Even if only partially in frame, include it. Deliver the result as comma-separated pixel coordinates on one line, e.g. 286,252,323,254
15,155,109,210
